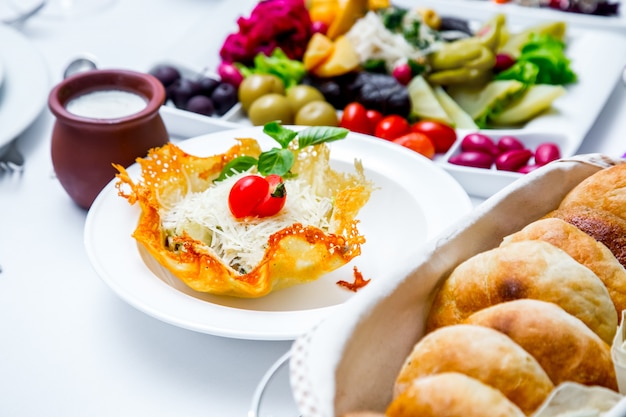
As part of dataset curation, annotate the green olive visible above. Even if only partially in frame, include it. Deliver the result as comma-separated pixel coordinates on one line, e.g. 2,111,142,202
238,74,285,112
248,94,294,126
286,85,325,113
294,100,338,126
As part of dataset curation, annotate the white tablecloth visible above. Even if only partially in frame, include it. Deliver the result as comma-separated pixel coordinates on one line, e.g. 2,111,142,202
0,1,624,416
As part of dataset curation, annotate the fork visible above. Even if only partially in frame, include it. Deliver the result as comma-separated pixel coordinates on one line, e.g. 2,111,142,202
0,1,46,27
0,140,25,174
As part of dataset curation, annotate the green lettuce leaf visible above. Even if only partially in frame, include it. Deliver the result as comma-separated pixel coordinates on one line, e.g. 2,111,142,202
495,34,577,86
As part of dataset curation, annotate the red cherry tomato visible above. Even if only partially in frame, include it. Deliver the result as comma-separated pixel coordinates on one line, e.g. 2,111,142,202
340,102,370,135
392,132,435,159
253,174,287,217
365,109,383,134
410,120,457,153
374,115,410,140
228,174,286,218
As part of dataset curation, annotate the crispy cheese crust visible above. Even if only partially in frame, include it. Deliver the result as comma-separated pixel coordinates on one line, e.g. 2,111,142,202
115,138,372,298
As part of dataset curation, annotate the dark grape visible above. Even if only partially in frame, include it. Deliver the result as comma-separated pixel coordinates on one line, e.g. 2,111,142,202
155,63,238,117
150,65,181,88
439,17,472,35
210,82,238,116
197,76,220,97
168,78,201,108
186,95,216,116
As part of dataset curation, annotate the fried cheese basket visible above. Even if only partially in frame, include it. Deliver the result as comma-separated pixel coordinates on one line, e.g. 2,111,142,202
114,135,372,298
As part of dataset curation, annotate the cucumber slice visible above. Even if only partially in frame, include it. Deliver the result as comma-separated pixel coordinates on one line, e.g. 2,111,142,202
447,79,525,126
490,84,566,126
433,86,478,129
407,75,453,124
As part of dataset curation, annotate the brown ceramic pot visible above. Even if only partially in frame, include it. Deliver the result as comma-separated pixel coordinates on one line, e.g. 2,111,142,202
49,69,169,209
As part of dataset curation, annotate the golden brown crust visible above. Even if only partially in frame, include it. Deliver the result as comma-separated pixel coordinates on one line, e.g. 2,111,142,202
502,218,626,320
388,373,525,417
464,299,617,390
394,325,553,415
425,240,617,344
558,162,626,221
545,206,626,271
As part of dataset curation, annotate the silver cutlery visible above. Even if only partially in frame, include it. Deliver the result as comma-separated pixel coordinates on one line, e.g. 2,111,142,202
0,139,24,174
0,0,46,27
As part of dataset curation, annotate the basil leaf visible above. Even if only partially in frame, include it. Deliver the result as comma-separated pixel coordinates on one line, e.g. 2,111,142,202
297,126,349,149
258,148,294,176
214,155,258,182
263,121,298,148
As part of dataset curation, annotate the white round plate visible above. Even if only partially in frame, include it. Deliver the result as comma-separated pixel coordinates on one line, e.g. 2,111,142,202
0,23,48,150
84,126,473,340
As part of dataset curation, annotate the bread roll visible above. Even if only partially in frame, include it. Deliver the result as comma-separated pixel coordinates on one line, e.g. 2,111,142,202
558,163,626,221
425,240,617,344
546,206,626,270
387,372,525,417
502,218,626,318
464,299,617,390
394,325,553,415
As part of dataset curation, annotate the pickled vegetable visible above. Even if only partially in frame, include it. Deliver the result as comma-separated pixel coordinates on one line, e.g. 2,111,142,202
447,80,525,127
473,13,506,52
407,75,452,124
495,149,533,171
449,151,494,169
427,41,495,87
490,84,566,126
498,21,567,58
534,142,561,165
461,133,498,155
432,86,478,129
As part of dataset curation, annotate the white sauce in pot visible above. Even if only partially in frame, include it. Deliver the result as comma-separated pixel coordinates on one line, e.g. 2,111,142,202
66,90,148,119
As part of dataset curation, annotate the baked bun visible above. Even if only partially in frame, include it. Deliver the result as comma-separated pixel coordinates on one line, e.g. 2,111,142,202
502,217,626,318
558,163,626,221
546,206,626,270
425,240,617,343
464,299,617,390
387,372,525,417
394,325,553,415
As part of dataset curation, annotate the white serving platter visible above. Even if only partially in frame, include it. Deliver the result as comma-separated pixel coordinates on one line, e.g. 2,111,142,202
152,11,626,199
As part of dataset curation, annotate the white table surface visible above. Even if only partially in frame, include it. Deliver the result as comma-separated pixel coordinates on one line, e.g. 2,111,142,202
0,1,625,417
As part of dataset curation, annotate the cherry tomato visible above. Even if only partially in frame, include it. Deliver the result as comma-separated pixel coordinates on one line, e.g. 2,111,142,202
392,132,435,159
374,115,410,140
410,120,457,153
365,109,383,134
228,174,286,218
340,102,370,135
253,174,287,217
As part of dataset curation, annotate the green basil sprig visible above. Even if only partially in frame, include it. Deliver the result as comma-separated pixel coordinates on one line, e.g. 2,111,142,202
215,122,348,181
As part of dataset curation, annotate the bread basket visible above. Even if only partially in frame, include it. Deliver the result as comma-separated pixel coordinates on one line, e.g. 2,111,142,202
289,153,626,417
